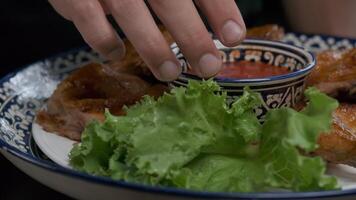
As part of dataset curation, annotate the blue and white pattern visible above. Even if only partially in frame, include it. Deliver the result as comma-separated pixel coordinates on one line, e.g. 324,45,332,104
0,33,356,199
0,48,102,155
283,33,356,52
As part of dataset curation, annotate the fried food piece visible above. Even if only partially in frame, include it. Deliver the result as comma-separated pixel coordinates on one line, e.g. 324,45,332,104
246,24,285,41
307,49,356,101
37,27,173,141
304,49,356,167
37,63,167,141
314,104,356,166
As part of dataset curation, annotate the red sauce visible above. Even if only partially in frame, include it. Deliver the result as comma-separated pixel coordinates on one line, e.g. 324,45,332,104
217,61,290,79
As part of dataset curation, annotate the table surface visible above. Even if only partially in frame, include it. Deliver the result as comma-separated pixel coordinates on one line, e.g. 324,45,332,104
0,2,82,199
0,154,73,200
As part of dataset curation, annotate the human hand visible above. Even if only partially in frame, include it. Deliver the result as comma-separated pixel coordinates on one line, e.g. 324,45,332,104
49,0,246,81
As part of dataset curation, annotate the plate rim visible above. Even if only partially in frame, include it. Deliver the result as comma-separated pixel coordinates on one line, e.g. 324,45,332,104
3,136,356,199
1,33,356,199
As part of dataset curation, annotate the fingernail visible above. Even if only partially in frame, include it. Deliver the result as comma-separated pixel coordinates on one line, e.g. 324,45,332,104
221,20,244,45
198,53,222,78
107,47,126,60
158,60,181,81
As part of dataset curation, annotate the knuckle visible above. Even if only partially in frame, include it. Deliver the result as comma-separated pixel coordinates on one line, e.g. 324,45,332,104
86,32,117,49
148,0,169,9
134,35,172,66
179,29,212,49
139,37,165,57
106,0,139,13
71,1,100,22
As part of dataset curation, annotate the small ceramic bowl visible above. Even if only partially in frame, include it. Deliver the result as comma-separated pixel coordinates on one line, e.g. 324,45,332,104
170,39,316,119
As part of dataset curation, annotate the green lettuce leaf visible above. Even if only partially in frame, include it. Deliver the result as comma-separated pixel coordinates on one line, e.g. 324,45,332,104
258,87,339,191
69,80,339,192
171,154,265,192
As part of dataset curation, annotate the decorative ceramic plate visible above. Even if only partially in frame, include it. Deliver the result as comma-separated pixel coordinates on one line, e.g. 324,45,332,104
1,33,356,200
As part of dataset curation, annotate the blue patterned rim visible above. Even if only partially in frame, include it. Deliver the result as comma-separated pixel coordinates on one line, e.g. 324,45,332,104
177,39,316,84
1,33,356,199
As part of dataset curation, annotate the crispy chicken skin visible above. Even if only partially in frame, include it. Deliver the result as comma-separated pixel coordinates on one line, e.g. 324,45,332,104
246,24,285,41
315,104,356,166
36,63,167,141
308,49,356,166
36,28,172,141
307,49,356,101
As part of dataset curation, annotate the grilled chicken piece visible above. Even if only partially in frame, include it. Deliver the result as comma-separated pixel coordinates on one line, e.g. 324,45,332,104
307,49,356,102
298,49,356,166
315,104,356,166
37,28,173,141
36,63,167,141
246,24,285,41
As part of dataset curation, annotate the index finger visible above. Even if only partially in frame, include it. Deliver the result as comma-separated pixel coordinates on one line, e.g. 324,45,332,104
196,0,246,47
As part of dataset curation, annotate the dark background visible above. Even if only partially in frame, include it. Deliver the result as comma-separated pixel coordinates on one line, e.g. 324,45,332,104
0,1,287,199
